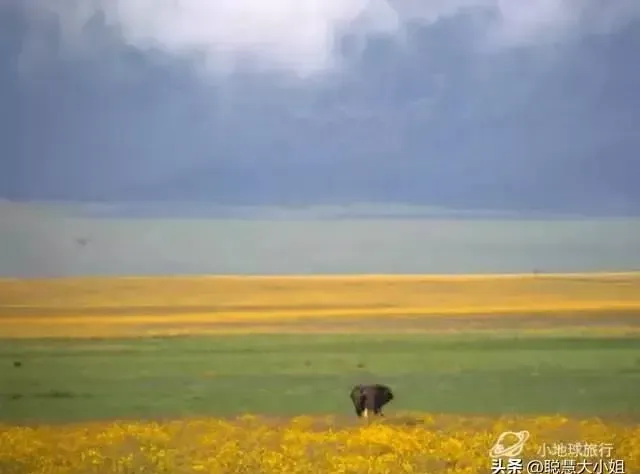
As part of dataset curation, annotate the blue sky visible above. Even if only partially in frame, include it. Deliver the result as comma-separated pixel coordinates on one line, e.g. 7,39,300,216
3,0,640,215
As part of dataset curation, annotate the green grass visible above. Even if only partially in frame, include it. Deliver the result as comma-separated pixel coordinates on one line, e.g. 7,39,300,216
1,334,639,423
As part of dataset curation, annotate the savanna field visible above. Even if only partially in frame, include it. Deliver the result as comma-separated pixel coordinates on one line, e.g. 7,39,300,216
1,274,640,473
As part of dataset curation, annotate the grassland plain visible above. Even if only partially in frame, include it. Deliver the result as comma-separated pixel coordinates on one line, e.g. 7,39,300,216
1,273,640,473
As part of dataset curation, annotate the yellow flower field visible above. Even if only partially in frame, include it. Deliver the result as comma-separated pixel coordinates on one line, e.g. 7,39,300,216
2,273,640,338
4,274,640,314
1,414,638,474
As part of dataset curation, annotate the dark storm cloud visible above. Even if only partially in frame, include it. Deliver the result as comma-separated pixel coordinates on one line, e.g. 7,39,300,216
2,0,640,214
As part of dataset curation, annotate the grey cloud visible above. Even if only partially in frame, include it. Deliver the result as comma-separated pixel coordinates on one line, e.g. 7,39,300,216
17,0,640,79
3,1,640,215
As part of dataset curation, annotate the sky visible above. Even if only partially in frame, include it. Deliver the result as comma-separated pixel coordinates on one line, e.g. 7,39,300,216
2,0,640,215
